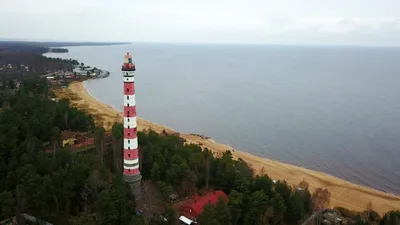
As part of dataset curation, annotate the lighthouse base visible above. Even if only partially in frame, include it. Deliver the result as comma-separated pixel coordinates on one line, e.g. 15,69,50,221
124,173,142,200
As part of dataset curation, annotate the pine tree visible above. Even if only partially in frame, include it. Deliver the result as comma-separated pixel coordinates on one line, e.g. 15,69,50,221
380,211,400,225
243,208,262,225
228,190,244,225
111,123,123,171
284,191,305,224
271,193,286,224
0,191,14,220
199,203,221,225
151,162,163,181
95,175,136,225
215,196,232,225
242,190,269,225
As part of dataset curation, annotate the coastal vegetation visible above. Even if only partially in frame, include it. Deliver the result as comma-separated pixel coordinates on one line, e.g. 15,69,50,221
0,41,123,81
0,77,399,225
0,41,131,54
47,48,69,53
0,41,79,80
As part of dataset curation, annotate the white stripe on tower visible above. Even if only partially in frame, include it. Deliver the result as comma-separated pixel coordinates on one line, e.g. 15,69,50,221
124,94,136,107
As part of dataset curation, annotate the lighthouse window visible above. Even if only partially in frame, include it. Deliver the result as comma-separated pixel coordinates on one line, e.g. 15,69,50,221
127,103,130,107
128,133,130,136
128,140,130,143
128,118,130,122
126,72,129,76
126,88,129,92
127,96,129,100
128,169,131,172
128,154,130,157
128,147,130,150
128,126,130,129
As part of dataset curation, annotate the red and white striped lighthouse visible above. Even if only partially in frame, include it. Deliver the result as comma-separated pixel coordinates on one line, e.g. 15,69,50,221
122,52,142,199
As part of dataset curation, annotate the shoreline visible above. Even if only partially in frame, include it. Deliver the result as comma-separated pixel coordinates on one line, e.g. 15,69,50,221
55,81,400,215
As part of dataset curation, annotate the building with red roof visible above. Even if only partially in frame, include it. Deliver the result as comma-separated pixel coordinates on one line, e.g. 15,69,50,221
179,190,229,224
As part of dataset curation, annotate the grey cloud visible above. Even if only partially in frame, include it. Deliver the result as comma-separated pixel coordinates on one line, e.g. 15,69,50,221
0,0,400,45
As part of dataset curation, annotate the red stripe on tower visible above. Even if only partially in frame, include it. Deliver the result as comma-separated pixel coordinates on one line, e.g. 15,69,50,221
124,83,135,95
124,106,137,117
124,148,139,160
124,127,137,139
124,168,139,175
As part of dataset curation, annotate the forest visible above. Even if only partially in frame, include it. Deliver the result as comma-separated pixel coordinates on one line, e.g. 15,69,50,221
0,42,79,81
0,41,131,80
0,77,399,225
0,41,131,54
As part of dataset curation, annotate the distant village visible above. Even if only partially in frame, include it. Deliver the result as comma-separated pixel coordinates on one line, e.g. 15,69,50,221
45,64,110,88
0,60,109,89
71,63,110,78
0,41,110,87
43,64,110,80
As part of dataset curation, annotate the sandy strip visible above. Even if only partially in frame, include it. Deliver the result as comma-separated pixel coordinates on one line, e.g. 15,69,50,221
54,81,400,215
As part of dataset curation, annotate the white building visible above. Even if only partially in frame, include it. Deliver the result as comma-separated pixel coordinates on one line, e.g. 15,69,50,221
64,71,74,78
73,68,88,76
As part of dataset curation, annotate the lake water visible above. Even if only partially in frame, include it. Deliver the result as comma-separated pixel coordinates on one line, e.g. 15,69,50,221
45,43,400,194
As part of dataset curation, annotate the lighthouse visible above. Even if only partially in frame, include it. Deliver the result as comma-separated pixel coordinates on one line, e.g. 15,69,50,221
122,52,142,199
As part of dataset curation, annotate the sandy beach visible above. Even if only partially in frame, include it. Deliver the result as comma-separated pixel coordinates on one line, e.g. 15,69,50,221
55,81,400,215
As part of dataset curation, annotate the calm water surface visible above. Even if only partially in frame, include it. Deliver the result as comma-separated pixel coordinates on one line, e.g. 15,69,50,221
45,44,400,194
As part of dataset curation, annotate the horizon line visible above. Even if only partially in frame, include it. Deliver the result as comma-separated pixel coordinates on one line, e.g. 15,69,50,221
1,38,400,48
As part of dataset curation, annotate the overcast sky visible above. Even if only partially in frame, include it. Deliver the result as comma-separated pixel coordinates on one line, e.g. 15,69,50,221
1,0,400,46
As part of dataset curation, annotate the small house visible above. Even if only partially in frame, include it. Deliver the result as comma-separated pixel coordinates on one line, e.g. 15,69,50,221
62,130,77,146
64,71,74,78
56,70,65,77
179,190,229,225
62,131,88,147
73,68,88,76
322,212,343,225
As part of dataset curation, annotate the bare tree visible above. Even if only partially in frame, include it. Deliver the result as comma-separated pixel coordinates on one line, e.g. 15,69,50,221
298,180,310,190
51,127,61,159
311,188,331,225
139,181,165,223
111,136,122,171
64,111,69,129
95,127,106,166
139,147,143,172
365,201,373,220
14,185,27,225
205,152,211,190
181,171,198,196
111,123,123,172
261,207,274,225
311,188,331,211
259,167,266,176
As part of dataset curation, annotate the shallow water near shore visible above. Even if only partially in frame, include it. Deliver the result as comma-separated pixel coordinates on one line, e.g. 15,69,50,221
45,44,400,195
